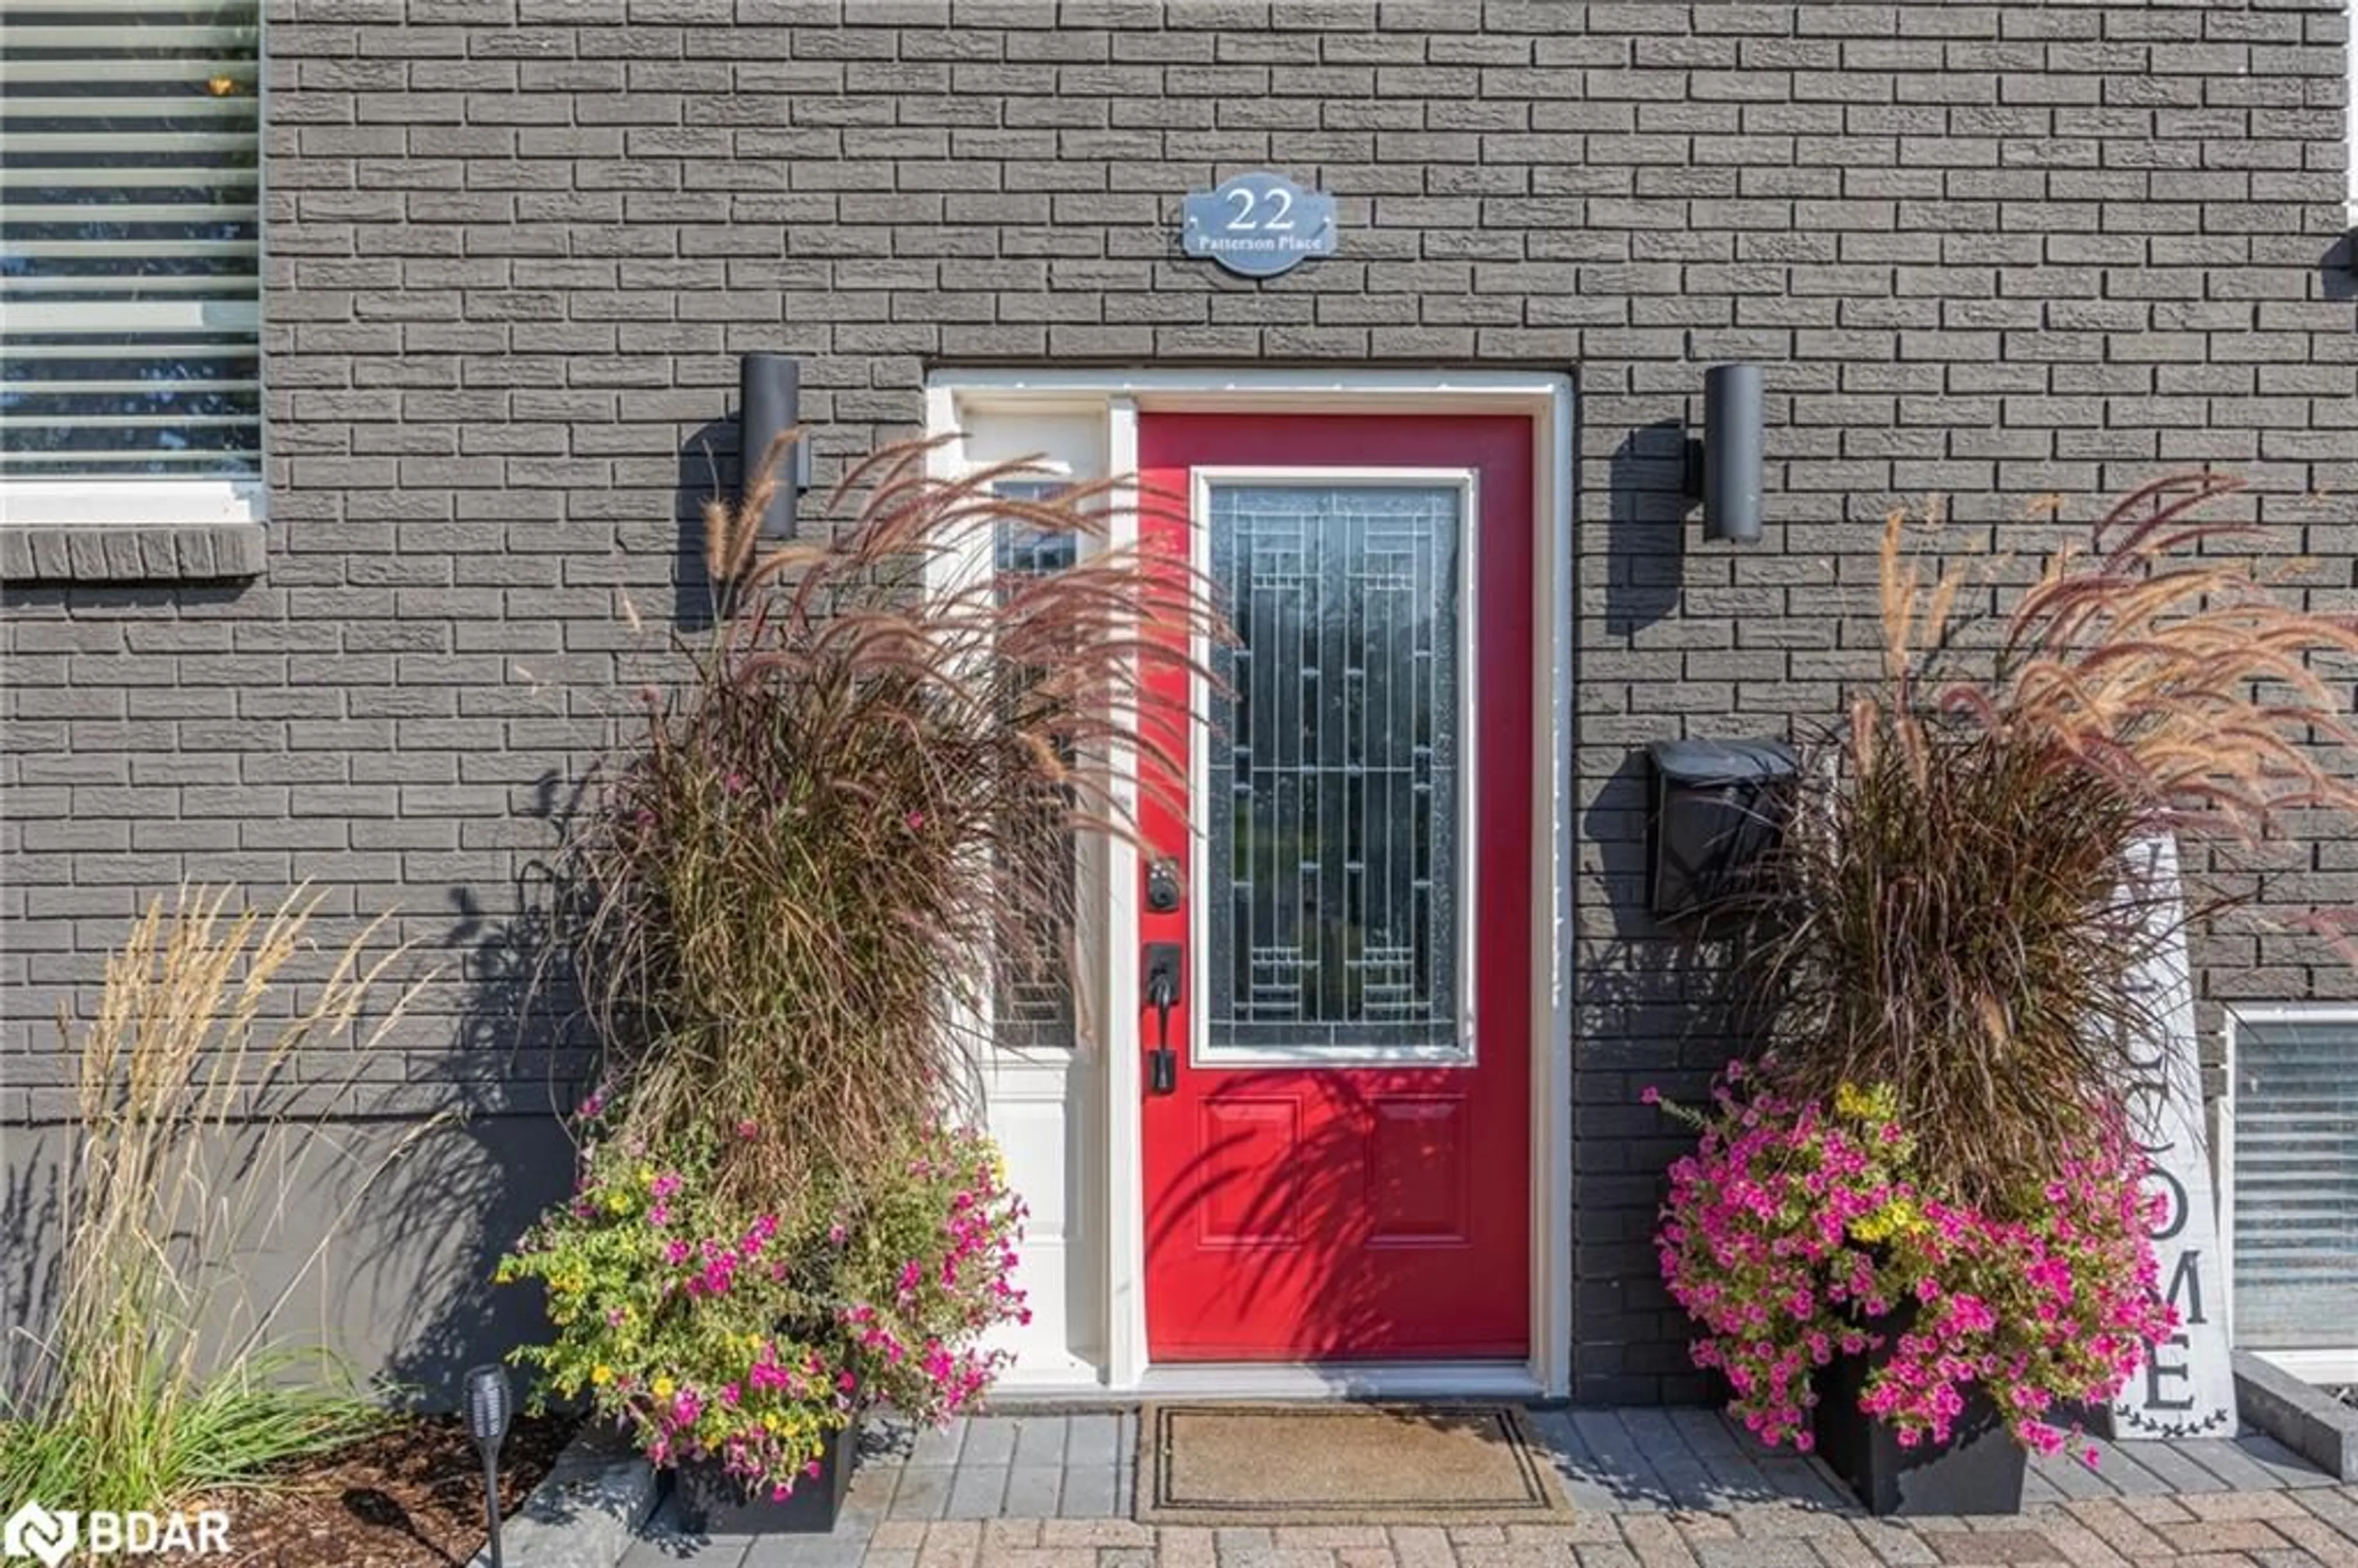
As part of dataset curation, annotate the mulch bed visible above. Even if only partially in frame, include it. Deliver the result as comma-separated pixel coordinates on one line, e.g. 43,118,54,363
224,1411,579,1568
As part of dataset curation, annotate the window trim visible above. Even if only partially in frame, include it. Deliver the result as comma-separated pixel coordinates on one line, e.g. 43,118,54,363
0,476,264,529
1186,464,1483,1070
2221,1004,2358,1384
0,4,267,530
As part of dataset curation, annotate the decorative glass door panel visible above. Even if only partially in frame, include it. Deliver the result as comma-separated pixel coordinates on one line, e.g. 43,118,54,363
1137,416,1533,1363
1205,481,1468,1063
989,477,1080,1054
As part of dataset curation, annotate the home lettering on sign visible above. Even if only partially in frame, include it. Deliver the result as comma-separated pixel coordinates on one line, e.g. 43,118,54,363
2105,834,2236,1439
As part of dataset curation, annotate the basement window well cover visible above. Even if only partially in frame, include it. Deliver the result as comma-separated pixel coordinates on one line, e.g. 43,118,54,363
2229,1014,2358,1360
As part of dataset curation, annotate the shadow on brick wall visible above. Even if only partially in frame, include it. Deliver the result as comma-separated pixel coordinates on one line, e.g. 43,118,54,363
1,1146,64,1406
1605,419,1689,638
1569,751,1778,1402
674,418,739,634
1581,748,1659,947
2323,232,2356,303
356,836,593,1410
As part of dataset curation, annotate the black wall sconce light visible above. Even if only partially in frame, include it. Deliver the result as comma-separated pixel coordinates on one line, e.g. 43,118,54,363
739,352,814,537
1683,363,1765,545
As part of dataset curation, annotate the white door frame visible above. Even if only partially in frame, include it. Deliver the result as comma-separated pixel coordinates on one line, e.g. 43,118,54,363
924,369,1576,1399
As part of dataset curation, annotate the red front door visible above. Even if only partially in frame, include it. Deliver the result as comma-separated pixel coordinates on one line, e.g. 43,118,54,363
1138,413,1535,1362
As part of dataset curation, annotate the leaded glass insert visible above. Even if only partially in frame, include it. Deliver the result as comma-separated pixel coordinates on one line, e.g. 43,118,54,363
1207,483,1464,1056
992,478,1080,580
989,476,1078,1052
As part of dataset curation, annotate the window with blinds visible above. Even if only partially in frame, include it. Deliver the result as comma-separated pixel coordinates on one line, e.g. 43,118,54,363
2230,1015,2358,1351
0,1,262,483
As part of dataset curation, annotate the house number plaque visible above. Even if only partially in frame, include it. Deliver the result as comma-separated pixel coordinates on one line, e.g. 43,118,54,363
1181,171,1337,279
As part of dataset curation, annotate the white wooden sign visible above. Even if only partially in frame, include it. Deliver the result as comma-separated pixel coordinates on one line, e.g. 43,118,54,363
2107,834,2238,1439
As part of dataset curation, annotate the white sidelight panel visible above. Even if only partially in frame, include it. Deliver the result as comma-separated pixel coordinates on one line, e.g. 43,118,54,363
978,1060,1103,1386
928,398,1116,1390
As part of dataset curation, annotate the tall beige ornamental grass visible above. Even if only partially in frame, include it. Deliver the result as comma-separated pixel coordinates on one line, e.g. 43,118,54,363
1,888,431,1515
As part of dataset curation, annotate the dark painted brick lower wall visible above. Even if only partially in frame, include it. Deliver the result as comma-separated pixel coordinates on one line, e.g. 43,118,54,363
4,0,2355,1400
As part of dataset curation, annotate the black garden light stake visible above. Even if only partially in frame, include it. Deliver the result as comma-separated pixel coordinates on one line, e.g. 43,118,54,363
464,1364,514,1568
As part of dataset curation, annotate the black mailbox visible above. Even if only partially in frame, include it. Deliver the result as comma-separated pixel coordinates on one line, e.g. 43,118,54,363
1646,737,1799,920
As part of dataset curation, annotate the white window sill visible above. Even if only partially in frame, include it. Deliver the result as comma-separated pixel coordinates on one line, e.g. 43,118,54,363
0,478,265,529
1,481,268,584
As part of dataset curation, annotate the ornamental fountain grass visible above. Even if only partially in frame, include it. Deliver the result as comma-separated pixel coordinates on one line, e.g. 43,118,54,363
497,435,1221,1526
1654,472,2358,1515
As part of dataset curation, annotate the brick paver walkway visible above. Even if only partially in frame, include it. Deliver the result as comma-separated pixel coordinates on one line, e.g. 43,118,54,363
619,1410,2358,1568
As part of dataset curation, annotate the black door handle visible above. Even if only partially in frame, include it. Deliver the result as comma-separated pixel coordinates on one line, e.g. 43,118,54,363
1142,941,1181,1096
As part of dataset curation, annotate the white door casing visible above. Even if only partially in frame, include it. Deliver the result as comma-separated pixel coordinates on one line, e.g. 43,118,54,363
924,370,1575,1398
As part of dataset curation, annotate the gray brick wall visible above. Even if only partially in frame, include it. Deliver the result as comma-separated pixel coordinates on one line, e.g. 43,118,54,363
2,0,2353,1401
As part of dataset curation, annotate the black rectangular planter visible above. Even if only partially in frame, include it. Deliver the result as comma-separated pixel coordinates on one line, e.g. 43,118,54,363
672,1416,858,1535
1813,1352,2026,1516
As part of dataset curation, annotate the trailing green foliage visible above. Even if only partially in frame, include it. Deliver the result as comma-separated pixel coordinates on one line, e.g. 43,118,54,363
496,1109,1025,1497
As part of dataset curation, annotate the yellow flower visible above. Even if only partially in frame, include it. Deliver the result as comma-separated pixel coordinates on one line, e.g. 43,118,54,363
653,1375,676,1400
638,1165,656,1188
606,1192,629,1214
1833,1081,1897,1124
1850,1195,1927,1246
591,1364,613,1386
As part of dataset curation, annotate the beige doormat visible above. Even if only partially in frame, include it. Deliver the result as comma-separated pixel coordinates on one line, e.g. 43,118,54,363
1136,1403,1568,1524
